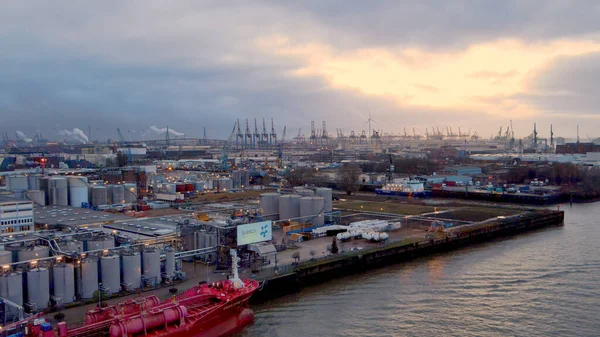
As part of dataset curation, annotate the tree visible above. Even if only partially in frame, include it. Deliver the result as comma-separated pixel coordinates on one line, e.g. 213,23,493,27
291,251,300,263
331,237,339,254
338,164,361,195
309,249,316,261
284,167,315,187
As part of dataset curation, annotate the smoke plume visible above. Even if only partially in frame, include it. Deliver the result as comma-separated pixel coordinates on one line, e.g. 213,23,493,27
149,125,184,137
59,128,90,143
16,131,32,143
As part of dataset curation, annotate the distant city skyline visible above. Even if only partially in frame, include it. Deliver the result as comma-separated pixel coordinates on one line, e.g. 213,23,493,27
2,1,600,140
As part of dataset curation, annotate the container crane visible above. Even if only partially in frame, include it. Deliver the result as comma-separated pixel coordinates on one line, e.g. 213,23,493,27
116,128,133,163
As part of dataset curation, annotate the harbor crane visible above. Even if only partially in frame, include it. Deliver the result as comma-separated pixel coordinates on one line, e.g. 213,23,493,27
116,128,133,163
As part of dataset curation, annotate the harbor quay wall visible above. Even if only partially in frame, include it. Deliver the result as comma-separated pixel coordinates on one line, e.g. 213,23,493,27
251,210,564,303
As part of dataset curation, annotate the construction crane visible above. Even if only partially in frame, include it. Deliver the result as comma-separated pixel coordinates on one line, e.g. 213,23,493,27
116,128,133,163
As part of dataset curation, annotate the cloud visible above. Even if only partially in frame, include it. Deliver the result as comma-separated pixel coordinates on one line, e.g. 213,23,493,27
58,128,89,143
150,125,185,137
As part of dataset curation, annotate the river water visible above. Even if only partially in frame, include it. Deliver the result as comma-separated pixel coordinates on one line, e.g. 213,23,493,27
241,203,600,337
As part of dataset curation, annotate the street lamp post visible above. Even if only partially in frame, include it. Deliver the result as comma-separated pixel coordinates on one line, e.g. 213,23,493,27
98,282,102,308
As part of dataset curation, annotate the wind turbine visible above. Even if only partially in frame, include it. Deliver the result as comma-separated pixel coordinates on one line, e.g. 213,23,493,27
364,112,378,139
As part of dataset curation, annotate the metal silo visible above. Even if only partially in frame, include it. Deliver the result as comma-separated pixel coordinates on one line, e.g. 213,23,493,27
53,263,75,304
100,255,121,295
18,246,50,262
106,184,114,204
80,258,99,299
142,249,161,287
124,184,137,204
279,194,301,221
232,170,242,188
260,192,280,220
164,249,176,280
315,188,333,213
0,271,23,318
112,185,125,204
68,176,89,208
122,252,141,291
195,230,206,250
0,250,12,265
27,267,50,311
300,196,325,226
27,174,41,191
295,188,315,197
39,176,50,205
91,186,108,207
8,175,28,191
193,181,205,192
49,177,68,206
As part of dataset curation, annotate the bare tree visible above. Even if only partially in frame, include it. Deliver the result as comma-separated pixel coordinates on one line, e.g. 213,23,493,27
284,167,315,187
292,251,300,264
309,249,316,261
338,164,361,195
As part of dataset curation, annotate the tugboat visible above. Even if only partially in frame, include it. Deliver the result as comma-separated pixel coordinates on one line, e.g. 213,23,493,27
2,249,260,337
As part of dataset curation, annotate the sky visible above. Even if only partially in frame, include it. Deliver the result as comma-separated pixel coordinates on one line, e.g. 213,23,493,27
2,1,600,142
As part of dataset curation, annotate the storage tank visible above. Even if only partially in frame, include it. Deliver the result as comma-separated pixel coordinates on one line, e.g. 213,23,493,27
184,183,194,192
175,183,185,193
112,185,125,204
27,174,41,191
59,240,84,253
260,192,280,220
101,255,121,295
279,194,301,221
8,175,28,191
68,176,89,208
18,246,50,262
164,249,176,279
232,171,242,188
315,188,333,213
27,267,50,310
53,263,75,304
24,190,46,206
0,271,23,318
122,252,142,290
91,186,108,207
218,178,233,191
39,177,50,205
300,196,325,226
124,183,137,204
193,181,205,192
295,188,315,197
194,230,206,250
105,184,114,204
80,258,99,299
165,183,177,194
49,177,69,206
86,236,115,251
142,249,161,287
0,250,12,265
242,170,250,188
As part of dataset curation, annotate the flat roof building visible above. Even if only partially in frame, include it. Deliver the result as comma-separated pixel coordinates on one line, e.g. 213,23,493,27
0,195,34,236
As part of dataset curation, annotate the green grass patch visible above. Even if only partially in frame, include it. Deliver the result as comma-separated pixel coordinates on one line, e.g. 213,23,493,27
335,201,446,215
441,207,519,222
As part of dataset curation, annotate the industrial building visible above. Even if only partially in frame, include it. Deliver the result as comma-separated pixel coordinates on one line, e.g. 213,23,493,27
0,195,34,235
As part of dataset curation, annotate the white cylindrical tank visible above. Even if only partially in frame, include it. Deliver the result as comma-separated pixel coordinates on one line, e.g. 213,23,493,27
86,236,115,251
0,272,23,318
0,250,12,265
112,185,125,204
295,188,315,197
300,196,325,226
315,188,333,213
122,252,141,290
8,175,28,191
53,263,75,304
91,186,108,207
18,246,50,262
218,178,233,191
27,267,50,310
49,177,69,206
80,258,99,299
27,174,41,191
164,249,176,279
142,249,161,287
68,176,89,208
101,255,121,295
260,193,280,220
279,194,301,221
124,184,137,204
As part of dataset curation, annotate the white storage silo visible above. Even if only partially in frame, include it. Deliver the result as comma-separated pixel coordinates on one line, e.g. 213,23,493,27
295,188,315,197
164,249,176,279
53,263,75,304
260,192,280,220
300,196,325,226
18,246,50,262
0,250,13,265
27,267,50,311
142,249,161,287
122,252,142,290
101,255,121,294
91,186,108,207
49,177,69,206
106,184,114,204
279,194,301,221
112,185,125,204
68,176,89,208
124,183,137,204
27,174,41,191
8,175,28,191
80,258,99,299
315,188,333,213
0,272,23,318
